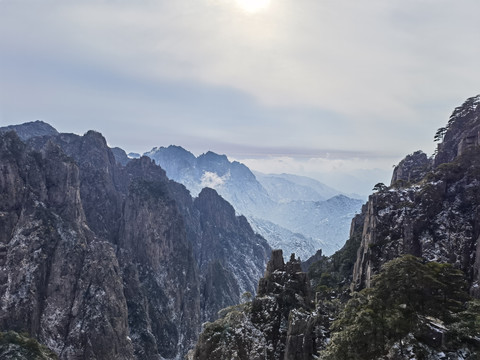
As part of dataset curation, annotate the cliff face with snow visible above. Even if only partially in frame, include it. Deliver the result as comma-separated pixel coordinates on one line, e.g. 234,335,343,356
0,125,270,359
352,95,480,296
0,131,134,359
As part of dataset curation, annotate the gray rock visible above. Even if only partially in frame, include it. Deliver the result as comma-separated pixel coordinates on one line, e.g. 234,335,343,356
0,126,271,359
0,121,58,141
352,95,480,295
390,150,432,186
192,249,321,360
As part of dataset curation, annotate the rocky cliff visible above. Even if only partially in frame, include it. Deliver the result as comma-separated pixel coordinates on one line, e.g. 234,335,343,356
0,120,58,141
0,131,133,359
0,124,271,359
434,95,480,166
191,249,327,360
390,150,432,186
305,95,480,359
351,95,480,296
193,188,271,321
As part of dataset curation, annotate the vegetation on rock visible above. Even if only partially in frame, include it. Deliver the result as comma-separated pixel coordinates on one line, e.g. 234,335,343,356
0,331,58,360
321,255,478,359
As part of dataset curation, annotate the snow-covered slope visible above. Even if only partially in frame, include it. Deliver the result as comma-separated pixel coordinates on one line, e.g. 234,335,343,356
145,146,363,257
145,146,274,216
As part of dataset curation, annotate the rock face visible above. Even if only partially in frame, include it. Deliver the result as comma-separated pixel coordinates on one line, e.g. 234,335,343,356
390,150,432,186
351,95,480,296
434,95,480,167
0,120,58,141
111,147,131,166
193,188,271,321
0,132,133,359
0,123,271,359
192,249,325,360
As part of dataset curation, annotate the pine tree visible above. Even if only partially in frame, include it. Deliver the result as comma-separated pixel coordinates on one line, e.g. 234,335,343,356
320,255,473,360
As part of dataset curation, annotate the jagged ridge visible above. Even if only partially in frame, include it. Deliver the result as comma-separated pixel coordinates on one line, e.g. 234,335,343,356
0,123,271,359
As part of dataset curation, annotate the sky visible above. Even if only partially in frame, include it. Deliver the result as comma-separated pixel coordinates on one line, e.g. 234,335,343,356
1,0,480,195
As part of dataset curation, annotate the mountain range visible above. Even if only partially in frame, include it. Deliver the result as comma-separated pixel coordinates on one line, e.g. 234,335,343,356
2,94,480,360
142,145,363,260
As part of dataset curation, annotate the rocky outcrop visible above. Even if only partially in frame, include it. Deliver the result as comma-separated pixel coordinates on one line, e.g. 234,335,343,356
111,147,131,166
119,161,201,359
0,120,58,141
27,130,129,244
351,95,480,296
390,150,432,186
253,251,314,360
352,157,480,293
192,249,324,360
284,309,323,360
434,95,480,167
0,124,271,359
194,188,271,321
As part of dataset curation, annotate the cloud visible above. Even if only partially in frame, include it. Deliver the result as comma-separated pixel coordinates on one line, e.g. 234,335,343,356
233,154,395,176
230,153,397,196
0,0,479,183
201,171,229,190
6,0,478,118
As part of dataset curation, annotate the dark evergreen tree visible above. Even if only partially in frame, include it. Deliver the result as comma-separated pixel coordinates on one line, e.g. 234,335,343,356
320,255,475,360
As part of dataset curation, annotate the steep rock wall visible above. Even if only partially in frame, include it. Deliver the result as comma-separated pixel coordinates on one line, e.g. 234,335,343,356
352,95,480,296
192,250,325,360
0,127,270,359
0,132,133,359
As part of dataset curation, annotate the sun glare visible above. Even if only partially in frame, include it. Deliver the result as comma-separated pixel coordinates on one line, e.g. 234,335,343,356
234,0,271,13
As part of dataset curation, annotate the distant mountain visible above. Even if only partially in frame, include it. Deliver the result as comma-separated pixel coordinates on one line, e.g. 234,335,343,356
145,146,363,257
145,146,274,216
254,172,341,203
127,152,141,159
268,195,364,254
248,218,320,261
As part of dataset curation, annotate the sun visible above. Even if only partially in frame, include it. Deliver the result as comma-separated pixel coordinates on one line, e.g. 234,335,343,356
234,0,271,13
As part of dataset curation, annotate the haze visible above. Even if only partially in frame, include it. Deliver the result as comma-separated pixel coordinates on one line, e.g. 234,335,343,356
1,0,479,194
